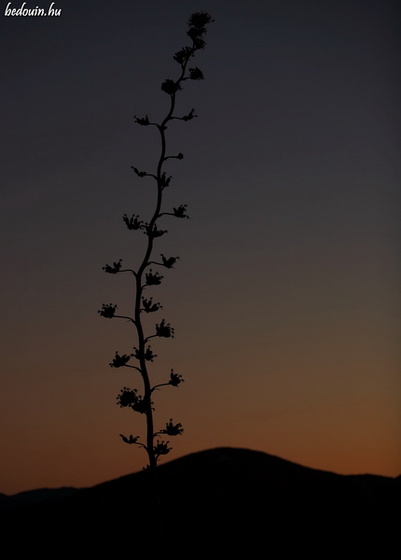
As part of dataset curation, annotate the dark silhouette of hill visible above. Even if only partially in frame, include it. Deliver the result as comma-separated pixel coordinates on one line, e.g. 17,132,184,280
1,447,399,557
0,486,78,511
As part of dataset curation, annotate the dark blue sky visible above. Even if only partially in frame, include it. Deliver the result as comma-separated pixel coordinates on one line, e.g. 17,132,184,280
1,0,400,493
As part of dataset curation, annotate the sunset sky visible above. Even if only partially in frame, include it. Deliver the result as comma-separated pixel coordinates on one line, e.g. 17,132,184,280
1,0,400,495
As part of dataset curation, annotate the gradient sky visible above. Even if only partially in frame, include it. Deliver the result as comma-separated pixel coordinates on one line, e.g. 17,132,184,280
1,0,400,495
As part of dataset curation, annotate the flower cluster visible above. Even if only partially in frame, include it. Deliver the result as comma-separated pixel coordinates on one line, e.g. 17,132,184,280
159,172,172,189
169,369,184,387
120,434,140,445
161,419,184,436
145,224,167,239
173,204,189,218
98,303,117,319
116,387,138,407
142,297,162,313
161,79,182,95
110,351,132,368
116,387,150,414
145,270,163,286
155,319,174,338
161,254,179,269
134,115,150,126
134,345,157,362
188,67,204,80
131,166,149,177
173,45,192,65
187,12,214,50
102,259,122,274
153,440,172,459
123,214,144,230
181,109,196,122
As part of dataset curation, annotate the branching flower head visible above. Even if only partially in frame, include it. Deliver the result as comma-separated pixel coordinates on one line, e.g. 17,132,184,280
153,440,172,459
161,419,184,436
145,224,167,238
187,12,214,49
173,204,189,218
123,214,144,230
173,46,192,65
188,67,204,80
134,114,150,126
131,166,148,177
131,396,148,414
116,388,150,414
142,297,162,313
161,254,179,269
120,434,140,445
102,259,122,274
145,270,163,286
169,369,184,387
188,11,214,30
116,387,139,408
160,172,172,189
98,303,117,319
155,319,174,338
182,108,197,122
134,345,157,362
161,79,182,95
110,351,133,368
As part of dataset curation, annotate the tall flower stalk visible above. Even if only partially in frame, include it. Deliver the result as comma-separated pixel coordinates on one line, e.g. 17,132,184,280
99,12,213,473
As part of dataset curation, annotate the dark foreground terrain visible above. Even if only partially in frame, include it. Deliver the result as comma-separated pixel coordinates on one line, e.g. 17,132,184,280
1,447,399,557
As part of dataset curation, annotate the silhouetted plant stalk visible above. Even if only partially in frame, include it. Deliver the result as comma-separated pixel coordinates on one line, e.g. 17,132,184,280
99,13,213,473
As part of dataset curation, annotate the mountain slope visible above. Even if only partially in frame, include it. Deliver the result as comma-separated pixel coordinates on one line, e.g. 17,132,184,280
1,447,398,557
